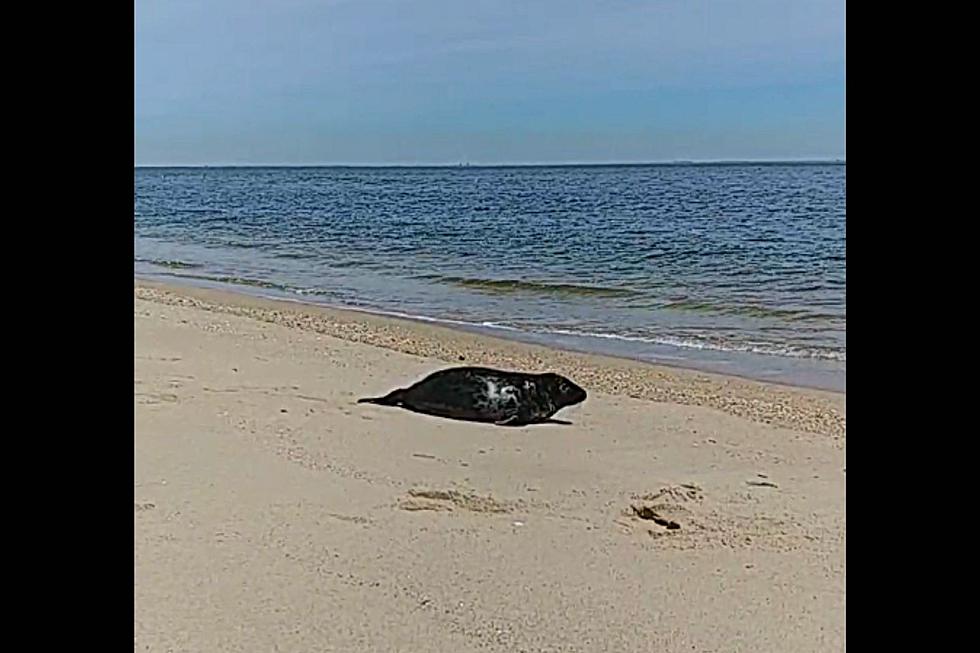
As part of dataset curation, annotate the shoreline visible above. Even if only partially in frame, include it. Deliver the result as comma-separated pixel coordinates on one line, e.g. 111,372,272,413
135,268,844,391
135,264,844,392
135,279,845,439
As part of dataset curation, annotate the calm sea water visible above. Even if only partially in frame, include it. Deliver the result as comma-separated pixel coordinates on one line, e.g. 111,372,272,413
134,164,845,391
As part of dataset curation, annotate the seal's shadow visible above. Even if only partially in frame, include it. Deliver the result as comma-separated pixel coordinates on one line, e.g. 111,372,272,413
382,403,574,427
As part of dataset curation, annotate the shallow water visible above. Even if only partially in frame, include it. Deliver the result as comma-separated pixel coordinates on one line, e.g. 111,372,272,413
135,164,845,391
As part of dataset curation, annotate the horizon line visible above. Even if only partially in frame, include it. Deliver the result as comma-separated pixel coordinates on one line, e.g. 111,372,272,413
135,157,845,169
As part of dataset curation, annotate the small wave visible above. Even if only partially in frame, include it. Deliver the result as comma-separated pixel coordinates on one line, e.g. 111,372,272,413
141,268,345,300
421,275,640,298
662,298,836,322
479,321,520,331
216,241,264,250
173,207,223,214
195,275,288,291
329,258,377,269
537,327,846,362
135,257,203,270
137,269,844,362
146,270,297,293
272,251,319,260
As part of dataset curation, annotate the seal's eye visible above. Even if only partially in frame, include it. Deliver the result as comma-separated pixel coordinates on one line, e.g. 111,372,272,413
559,381,569,393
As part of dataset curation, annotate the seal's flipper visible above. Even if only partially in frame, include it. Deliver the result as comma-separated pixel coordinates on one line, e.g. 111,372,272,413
495,403,540,427
357,389,406,406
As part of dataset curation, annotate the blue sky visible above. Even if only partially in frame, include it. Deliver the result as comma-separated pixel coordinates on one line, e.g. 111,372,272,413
135,0,845,165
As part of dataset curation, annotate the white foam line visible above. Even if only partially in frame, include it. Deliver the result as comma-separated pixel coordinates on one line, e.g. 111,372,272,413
151,271,845,363
273,292,845,362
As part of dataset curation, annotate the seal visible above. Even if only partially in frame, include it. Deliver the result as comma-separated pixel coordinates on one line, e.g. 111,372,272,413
357,366,587,426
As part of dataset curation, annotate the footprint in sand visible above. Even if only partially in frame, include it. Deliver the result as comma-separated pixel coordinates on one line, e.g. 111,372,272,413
621,483,811,552
135,392,179,405
398,488,516,514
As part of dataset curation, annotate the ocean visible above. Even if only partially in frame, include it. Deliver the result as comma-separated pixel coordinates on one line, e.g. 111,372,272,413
134,163,845,391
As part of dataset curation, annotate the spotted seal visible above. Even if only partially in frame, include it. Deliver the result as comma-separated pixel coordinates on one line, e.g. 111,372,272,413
357,366,587,426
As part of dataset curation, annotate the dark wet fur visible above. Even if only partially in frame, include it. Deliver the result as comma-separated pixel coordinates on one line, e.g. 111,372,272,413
358,366,587,426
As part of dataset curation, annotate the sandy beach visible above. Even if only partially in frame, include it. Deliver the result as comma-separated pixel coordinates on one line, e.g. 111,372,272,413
134,280,845,651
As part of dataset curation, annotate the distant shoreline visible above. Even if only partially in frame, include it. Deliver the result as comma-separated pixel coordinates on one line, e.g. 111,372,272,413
135,159,845,170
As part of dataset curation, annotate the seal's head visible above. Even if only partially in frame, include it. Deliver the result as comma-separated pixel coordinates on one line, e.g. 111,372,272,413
540,372,587,408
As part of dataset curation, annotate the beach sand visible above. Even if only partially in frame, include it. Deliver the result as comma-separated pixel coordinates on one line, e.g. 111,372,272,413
134,281,845,652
